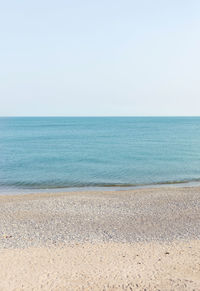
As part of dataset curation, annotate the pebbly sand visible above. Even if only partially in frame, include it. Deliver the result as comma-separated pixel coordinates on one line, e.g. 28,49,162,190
0,186,200,290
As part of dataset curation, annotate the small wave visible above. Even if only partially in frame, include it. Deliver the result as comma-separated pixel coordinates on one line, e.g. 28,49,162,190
1,178,200,190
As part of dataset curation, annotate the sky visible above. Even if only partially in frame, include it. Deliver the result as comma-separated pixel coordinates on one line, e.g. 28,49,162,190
0,0,200,116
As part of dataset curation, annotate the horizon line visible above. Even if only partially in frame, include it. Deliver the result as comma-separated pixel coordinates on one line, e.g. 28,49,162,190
0,115,200,118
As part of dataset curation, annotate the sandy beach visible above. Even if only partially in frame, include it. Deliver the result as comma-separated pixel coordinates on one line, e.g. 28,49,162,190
1,186,200,290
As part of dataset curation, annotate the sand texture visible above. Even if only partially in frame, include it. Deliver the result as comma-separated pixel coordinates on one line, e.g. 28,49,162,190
0,187,200,290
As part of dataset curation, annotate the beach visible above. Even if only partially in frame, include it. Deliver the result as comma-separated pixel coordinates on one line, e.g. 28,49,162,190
1,186,200,290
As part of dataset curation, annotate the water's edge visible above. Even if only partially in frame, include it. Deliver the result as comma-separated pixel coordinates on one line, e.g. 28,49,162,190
1,179,200,195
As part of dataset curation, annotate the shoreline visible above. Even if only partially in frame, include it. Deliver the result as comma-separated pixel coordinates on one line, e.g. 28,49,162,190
1,179,200,196
0,184,200,201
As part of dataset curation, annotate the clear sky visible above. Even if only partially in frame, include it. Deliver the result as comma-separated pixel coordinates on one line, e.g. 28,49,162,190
1,0,200,116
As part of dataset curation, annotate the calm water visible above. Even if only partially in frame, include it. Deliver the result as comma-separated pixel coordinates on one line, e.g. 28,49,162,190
1,117,200,194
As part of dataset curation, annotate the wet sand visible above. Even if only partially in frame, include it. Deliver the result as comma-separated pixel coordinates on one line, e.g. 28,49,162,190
0,187,200,290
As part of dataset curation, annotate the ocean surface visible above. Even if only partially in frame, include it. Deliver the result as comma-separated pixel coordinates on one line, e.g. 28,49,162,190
1,117,200,194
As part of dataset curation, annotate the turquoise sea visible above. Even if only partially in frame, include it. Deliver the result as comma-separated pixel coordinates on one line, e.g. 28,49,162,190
1,117,200,194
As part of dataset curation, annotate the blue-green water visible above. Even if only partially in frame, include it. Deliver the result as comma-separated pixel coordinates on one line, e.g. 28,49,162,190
1,117,200,194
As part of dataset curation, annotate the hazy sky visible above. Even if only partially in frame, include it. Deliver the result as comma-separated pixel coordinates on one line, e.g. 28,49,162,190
1,0,200,116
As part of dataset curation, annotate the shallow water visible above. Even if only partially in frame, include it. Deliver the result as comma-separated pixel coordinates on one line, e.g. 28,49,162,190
0,117,200,193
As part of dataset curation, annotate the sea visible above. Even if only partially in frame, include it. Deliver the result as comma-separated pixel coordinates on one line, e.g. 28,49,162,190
1,117,200,194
